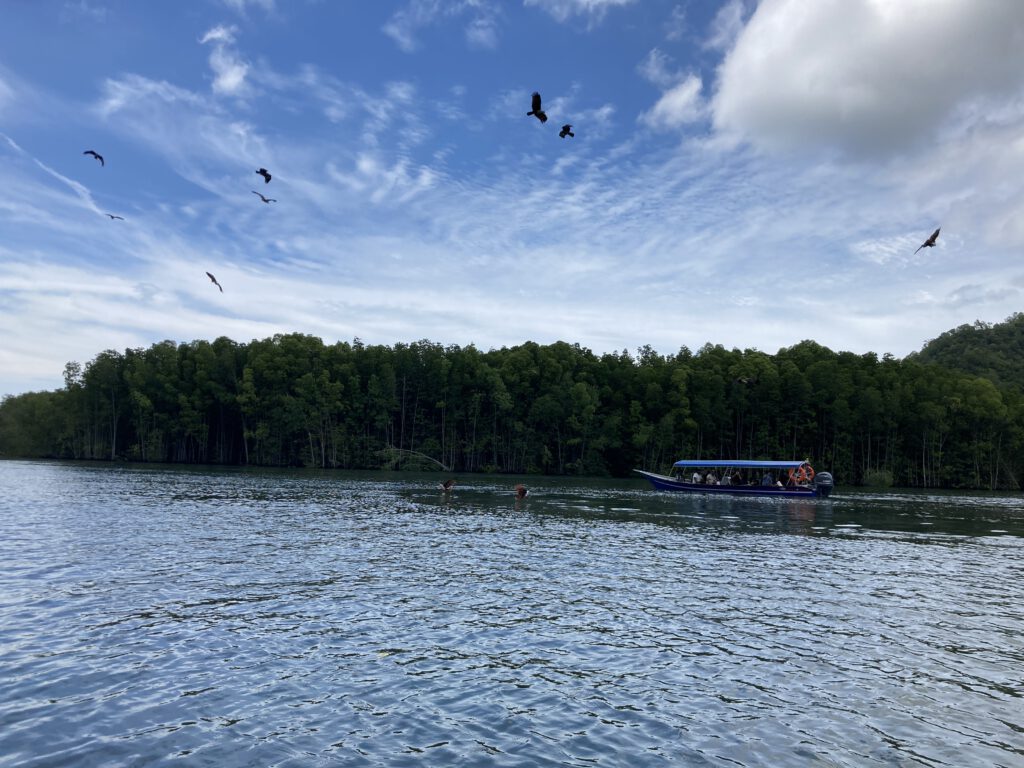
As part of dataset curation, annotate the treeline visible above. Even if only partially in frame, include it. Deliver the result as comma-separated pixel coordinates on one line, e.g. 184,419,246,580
1,328,1022,489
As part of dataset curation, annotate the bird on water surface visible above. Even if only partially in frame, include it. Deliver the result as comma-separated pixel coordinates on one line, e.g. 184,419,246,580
439,479,456,492
515,484,529,499
83,150,104,166
206,272,223,292
915,227,940,254
527,92,547,124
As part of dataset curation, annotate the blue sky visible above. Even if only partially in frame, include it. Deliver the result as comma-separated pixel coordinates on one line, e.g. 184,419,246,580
2,0,1024,397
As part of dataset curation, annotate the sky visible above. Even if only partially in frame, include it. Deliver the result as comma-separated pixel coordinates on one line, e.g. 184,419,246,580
2,0,1023,397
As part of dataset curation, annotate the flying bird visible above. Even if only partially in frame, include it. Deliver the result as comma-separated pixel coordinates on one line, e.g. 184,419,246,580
514,484,529,499
206,271,223,293
251,190,277,204
527,92,547,124
104,213,124,220
914,227,940,254
256,167,272,184
559,124,574,138
83,150,104,166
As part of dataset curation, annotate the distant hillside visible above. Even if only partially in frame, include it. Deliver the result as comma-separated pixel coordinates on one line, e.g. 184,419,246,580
911,313,1024,389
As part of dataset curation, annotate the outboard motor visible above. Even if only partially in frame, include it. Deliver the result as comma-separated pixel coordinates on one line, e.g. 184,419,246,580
813,471,834,497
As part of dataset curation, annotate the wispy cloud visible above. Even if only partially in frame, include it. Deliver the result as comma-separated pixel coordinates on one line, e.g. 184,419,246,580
0,75,14,113
637,49,705,130
705,0,746,51
59,1,108,23
523,0,636,24
222,0,274,13
200,25,250,97
663,5,687,41
383,0,501,53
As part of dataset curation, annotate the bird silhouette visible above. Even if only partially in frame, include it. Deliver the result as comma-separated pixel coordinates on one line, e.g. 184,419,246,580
83,150,104,166
439,479,456,492
527,92,547,124
256,167,272,184
559,124,574,138
206,271,223,292
514,484,529,499
104,213,124,220
251,190,277,204
914,227,940,254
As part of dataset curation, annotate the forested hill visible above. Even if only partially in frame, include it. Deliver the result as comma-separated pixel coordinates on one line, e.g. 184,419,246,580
1,327,1022,490
910,313,1024,390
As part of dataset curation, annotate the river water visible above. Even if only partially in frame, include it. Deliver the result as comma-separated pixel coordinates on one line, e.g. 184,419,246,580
1,460,1022,767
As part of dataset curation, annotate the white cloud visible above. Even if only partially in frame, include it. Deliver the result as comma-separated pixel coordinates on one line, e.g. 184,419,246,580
640,75,704,130
0,75,13,112
946,284,1019,308
523,0,635,24
712,0,1024,156
637,50,704,130
200,25,250,97
466,16,499,48
222,0,274,12
637,49,676,89
383,0,500,52
664,5,687,41
705,0,746,51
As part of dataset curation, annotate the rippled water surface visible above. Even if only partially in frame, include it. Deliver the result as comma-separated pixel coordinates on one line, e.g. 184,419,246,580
2,461,1023,767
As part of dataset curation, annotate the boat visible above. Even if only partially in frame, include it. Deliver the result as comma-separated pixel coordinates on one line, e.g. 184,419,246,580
634,460,834,498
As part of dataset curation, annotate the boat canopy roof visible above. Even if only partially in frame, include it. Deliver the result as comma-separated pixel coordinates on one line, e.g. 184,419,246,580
672,459,809,469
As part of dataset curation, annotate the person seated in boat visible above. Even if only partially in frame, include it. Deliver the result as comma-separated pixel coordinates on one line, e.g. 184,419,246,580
732,471,744,485
691,471,702,484
705,471,717,485
760,472,774,486
720,472,731,486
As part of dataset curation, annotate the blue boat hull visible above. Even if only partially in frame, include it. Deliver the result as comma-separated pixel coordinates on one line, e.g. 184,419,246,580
634,470,830,498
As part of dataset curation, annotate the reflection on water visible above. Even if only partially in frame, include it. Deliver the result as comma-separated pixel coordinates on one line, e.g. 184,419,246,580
0,460,1022,767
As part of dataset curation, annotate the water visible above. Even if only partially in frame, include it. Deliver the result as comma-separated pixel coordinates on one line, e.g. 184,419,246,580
1,461,1023,767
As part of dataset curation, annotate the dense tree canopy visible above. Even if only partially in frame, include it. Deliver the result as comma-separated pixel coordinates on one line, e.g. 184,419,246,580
911,312,1024,389
3,317,1023,489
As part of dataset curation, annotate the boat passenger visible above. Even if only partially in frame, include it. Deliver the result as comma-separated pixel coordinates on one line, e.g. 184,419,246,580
732,472,743,485
720,473,731,486
691,471,702,484
705,471,717,485
761,472,774,486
